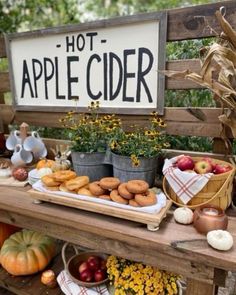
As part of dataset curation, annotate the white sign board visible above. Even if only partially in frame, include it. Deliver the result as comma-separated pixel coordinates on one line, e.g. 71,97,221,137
6,12,167,114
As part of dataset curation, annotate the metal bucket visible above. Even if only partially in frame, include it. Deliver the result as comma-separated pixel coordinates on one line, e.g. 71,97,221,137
71,151,112,182
105,151,158,187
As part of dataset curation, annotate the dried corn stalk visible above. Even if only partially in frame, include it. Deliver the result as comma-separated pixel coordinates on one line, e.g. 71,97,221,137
164,7,236,143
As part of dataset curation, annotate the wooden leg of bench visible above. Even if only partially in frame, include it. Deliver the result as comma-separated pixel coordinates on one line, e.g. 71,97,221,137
186,278,215,295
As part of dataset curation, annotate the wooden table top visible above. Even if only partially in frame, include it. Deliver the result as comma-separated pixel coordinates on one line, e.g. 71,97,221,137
0,185,236,283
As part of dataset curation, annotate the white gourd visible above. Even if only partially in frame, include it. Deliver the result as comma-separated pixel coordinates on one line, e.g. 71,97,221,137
38,167,53,178
207,230,233,251
173,207,194,224
0,167,11,178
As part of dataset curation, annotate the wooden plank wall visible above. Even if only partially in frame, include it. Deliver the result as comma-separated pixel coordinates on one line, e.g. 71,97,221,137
0,1,235,144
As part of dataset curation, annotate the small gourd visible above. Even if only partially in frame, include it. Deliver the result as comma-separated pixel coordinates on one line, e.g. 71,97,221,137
51,156,71,172
174,207,194,224
207,230,233,251
36,159,54,170
38,167,53,178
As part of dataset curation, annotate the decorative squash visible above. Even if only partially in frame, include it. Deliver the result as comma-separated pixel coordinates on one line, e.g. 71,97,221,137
0,223,20,248
51,156,71,172
173,207,194,225
207,230,234,251
36,159,55,170
0,230,56,276
38,167,53,178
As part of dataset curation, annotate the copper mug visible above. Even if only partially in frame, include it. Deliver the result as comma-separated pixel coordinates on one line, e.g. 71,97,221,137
193,205,228,234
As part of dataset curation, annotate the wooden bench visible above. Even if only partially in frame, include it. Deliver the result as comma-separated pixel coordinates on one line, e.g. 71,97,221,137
0,1,236,295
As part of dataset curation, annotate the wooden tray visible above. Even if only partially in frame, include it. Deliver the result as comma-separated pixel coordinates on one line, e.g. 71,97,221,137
28,189,172,231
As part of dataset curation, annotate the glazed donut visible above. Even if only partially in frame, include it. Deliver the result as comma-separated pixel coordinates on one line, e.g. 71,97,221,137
135,190,157,207
100,177,120,190
98,194,111,201
65,176,89,191
89,181,106,196
129,199,140,207
52,170,76,182
118,183,134,200
59,183,76,194
41,174,61,187
78,187,93,197
126,180,149,194
110,190,128,205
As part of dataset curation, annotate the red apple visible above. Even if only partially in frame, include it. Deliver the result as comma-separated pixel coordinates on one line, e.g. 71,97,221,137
100,259,107,271
87,256,101,271
78,261,89,274
94,269,107,282
79,269,93,282
177,156,194,171
194,160,212,174
213,164,232,174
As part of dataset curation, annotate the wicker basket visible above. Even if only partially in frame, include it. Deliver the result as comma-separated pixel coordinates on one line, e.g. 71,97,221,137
162,157,235,210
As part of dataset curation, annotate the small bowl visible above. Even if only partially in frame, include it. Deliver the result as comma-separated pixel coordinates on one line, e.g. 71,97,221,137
193,205,228,234
65,251,109,287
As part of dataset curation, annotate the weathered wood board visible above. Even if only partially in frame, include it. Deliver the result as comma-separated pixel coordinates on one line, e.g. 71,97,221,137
0,177,28,187
28,189,172,231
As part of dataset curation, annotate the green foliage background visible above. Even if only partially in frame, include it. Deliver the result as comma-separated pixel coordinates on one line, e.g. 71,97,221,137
0,0,227,153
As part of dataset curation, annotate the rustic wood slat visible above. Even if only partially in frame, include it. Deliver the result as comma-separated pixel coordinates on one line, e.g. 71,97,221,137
166,59,202,89
186,278,215,295
0,73,10,93
167,0,236,41
0,36,6,58
1,104,231,138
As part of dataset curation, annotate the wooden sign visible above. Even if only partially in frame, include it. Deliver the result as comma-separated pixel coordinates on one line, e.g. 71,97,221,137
5,12,167,114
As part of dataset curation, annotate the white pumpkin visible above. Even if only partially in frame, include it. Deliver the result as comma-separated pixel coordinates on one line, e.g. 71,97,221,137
0,167,11,179
174,207,193,224
207,230,233,251
38,167,53,178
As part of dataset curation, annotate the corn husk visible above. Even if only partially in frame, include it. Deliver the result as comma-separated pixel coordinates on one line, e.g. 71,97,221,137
164,6,236,142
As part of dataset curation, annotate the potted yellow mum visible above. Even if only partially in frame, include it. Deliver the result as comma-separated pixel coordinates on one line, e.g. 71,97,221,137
107,255,180,295
107,112,169,186
60,101,121,181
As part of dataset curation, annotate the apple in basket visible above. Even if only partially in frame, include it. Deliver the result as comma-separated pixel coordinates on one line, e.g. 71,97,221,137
87,256,100,271
177,156,194,171
194,160,213,174
94,269,107,282
213,164,232,174
79,269,94,282
202,157,216,170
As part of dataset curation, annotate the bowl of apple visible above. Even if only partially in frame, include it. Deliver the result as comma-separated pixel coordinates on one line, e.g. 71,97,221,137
62,243,108,287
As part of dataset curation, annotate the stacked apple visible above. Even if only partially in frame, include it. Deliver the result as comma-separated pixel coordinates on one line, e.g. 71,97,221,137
176,155,232,174
78,255,107,283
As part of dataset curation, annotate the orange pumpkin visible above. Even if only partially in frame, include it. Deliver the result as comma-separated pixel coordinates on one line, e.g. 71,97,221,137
0,230,56,276
0,223,20,247
36,159,55,170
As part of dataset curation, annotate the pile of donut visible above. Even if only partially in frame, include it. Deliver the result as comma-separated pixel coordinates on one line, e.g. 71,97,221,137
41,171,157,207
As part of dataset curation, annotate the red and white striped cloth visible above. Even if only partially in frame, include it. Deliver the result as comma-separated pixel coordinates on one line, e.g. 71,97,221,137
57,270,110,295
162,156,213,205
